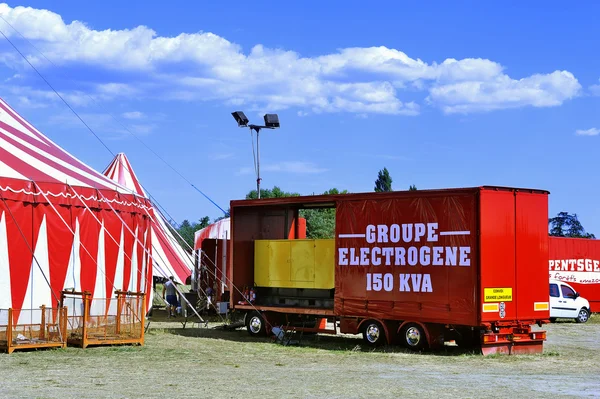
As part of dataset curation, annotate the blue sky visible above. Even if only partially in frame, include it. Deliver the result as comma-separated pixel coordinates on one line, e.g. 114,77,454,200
0,1,599,233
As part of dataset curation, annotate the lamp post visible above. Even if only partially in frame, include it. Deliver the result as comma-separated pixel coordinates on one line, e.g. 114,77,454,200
231,111,280,199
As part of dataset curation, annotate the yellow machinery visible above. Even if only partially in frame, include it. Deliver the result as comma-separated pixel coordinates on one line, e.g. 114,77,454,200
254,239,335,289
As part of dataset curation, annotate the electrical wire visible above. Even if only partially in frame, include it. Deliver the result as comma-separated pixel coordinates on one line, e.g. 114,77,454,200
0,17,227,215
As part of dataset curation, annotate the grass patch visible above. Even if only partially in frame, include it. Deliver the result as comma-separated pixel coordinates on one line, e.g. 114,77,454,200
0,315,598,398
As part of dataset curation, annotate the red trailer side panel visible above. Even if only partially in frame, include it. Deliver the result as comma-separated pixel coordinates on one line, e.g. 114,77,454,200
334,190,479,326
549,237,600,312
515,192,550,320
479,189,550,323
479,189,517,322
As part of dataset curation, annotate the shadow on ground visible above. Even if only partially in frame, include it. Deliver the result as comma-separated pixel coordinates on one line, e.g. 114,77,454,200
150,320,481,357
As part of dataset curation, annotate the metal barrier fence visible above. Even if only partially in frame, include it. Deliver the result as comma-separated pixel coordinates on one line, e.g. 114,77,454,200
0,306,68,354
60,290,146,348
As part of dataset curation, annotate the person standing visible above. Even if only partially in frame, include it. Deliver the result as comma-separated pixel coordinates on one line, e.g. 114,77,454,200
163,276,178,317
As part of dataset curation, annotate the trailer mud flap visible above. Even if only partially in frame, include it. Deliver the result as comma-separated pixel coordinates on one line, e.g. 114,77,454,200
481,340,544,355
480,329,546,355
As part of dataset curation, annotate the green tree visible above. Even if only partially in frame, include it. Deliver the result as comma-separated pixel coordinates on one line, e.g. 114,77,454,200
374,167,393,192
300,188,348,239
174,216,211,252
549,212,595,238
245,186,300,199
244,186,347,239
409,184,417,191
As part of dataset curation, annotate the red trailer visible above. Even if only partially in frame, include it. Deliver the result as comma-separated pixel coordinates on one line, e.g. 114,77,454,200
229,186,550,355
549,236,600,312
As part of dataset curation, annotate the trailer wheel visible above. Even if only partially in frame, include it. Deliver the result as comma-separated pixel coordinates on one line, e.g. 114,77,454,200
246,311,266,336
362,321,385,346
575,308,590,323
401,323,426,351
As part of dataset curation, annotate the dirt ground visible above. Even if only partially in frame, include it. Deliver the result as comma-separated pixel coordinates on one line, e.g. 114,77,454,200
1,313,599,399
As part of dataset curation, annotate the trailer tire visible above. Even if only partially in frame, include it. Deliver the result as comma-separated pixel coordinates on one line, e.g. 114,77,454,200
401,323,426,351
362,321,385,346
575,308,590,323
246,311,267,336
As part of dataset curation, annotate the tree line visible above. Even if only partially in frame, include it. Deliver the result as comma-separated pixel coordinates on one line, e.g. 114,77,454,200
173,167,594,251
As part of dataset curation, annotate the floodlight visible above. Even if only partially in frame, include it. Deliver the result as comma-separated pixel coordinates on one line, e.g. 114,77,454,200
231,111,249,127
264,113,280,128
232,110,281,199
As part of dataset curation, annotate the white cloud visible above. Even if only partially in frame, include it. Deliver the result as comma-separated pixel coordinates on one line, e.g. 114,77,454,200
575,128,599,136
591,79,600,96
427,71,581,114
122,111,145,119
0,3,582,115
238,161,327,175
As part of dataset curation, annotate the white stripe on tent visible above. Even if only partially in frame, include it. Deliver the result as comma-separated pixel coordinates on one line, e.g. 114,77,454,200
91,220,106,316
0,211,11,309
114,226,125,292
0,128,121,190
129,226,138,292
0,103,46,145
0,158,28,180
19,215,52,325
63,218,82,292
0,136,90,188
140,227,148,293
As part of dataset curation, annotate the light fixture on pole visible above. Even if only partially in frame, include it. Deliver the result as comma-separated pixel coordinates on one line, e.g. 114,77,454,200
231,111,280,199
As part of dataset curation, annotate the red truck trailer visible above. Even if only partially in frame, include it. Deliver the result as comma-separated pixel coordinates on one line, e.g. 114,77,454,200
229,186,550,355
549,236,600,312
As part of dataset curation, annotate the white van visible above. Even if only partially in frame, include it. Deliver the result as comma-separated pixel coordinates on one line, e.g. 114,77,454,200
549,279,591,323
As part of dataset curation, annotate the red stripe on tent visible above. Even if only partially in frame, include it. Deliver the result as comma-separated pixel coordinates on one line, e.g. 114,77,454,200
46,204,74,309
0,129,109,188
0,118,119,189
102,157,120,183
144,225,153,312
1,200,34,323
0,145,60,184
122,155,145,196
0,100,53,147
76,208,100,294
103,214,121,295
121,213,134,292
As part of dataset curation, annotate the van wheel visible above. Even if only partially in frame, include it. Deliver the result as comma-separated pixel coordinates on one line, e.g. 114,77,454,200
362,321,385,346
575,308,590,323
401,323,427,351
246,311,267,336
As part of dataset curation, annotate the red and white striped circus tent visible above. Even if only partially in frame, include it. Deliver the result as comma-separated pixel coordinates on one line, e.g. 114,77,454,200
0,97,154,323
103,153,193,284
194,217,230,251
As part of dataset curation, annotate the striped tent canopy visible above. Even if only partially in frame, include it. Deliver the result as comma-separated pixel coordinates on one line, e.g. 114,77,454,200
0,97,154,322
103,153,193,284
194,217,230,250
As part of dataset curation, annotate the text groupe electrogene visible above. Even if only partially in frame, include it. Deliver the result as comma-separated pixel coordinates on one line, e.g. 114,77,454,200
338,223,472,267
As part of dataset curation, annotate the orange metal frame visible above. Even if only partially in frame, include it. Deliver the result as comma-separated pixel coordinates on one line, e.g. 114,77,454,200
61,290,146,348
0,306,68,354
